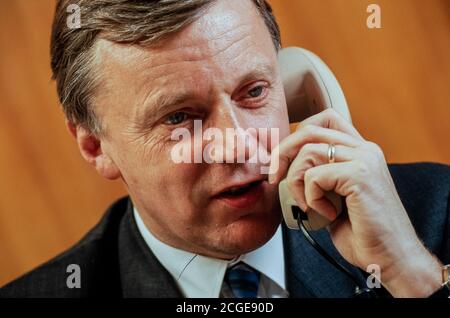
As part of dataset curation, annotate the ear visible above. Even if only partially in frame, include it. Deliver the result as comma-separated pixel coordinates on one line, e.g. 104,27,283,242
66,121,121,180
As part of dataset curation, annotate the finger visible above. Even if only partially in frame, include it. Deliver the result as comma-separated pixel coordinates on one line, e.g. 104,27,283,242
284,144,357,211
269,124,362,184
290,143,357,176
304,162,356,220
298,108,364,141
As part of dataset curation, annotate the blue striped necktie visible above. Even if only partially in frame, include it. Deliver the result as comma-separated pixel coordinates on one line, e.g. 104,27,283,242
224,262,260,298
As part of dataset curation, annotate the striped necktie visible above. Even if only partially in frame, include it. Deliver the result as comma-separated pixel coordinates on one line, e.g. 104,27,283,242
224,262,260,298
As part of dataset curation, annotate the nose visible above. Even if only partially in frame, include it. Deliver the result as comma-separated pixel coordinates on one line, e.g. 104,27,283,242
204,100,271,165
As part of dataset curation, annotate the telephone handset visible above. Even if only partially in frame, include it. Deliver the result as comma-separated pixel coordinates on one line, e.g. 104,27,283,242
277,47,351,231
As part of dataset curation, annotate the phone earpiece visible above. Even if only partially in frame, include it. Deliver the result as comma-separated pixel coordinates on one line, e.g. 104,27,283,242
278,47,351,231
278,47,351,123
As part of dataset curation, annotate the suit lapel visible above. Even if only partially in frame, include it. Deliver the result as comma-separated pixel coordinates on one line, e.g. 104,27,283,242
118,199,183,298
116,198,366,298
283,225,367,298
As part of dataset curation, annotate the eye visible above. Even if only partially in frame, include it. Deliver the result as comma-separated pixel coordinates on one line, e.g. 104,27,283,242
248,85,264,98
234,82,269,107
164,112,188,125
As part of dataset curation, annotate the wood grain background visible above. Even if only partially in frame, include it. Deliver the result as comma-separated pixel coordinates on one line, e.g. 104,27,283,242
0,0,449,286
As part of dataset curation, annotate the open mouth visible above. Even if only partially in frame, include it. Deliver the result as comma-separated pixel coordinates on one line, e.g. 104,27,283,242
215,179,267,209
221,180,263,197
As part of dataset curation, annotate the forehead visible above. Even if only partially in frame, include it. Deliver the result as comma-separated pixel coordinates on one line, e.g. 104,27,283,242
97,0,274,70
93,0,277,115
163,0,270,58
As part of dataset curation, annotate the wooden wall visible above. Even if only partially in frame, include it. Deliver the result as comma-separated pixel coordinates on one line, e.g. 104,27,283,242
0,0,449,286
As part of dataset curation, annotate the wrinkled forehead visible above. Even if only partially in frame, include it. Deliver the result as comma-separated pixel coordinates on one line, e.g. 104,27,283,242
93,0,276,79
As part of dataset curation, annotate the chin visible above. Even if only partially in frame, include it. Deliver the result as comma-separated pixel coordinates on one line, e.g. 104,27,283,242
219,212,281,256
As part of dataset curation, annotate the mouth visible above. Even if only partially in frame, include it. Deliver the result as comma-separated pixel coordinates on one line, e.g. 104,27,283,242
214,178,267,209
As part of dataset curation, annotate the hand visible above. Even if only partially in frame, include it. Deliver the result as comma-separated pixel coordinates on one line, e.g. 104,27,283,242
269,109,442,297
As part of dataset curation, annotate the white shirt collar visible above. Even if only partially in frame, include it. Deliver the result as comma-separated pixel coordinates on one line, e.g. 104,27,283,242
133,207,286,298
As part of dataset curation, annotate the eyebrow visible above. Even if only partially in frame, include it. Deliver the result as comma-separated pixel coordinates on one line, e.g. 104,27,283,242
238,63,276,85
135,90,196,130
135,62,276,130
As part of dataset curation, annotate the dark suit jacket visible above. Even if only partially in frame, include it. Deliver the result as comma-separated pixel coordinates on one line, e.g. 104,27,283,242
1,163,449,298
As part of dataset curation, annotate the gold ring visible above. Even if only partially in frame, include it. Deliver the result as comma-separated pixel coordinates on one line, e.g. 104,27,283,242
327,144,336,163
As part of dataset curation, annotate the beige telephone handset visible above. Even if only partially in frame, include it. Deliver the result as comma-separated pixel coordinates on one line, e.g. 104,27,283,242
278,47,351,231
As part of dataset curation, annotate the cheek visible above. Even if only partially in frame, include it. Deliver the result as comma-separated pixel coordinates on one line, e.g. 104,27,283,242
131,153,204,220
108,135,178,196
153,163,209,227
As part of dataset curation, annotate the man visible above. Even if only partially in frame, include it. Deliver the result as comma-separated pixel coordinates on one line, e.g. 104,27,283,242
1,0,449,298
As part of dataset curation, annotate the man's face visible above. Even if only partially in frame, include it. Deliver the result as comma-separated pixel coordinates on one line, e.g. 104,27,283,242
93,0,290,259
